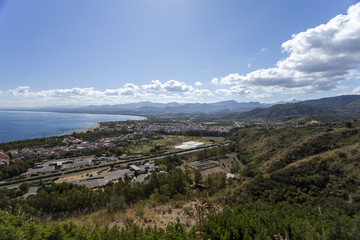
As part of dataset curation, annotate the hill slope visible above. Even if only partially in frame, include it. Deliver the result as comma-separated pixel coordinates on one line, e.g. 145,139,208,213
235,95,360,120
226,121,360,205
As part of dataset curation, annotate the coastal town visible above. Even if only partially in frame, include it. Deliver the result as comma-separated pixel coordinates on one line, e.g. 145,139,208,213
0,121,233,167
0,120,234,192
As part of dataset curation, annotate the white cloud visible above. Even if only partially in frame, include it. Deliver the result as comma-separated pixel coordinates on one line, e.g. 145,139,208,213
351,87,360,94
7,84,142,100
193,89,214,96
7,86,30,96
104,83,139,96
216,86,253,96
142,80,162,91
142,80,194,93
216,3,360,96
142,79,214,98
211,78,219,84
6,81,214,105
215,86,272,99
44,88,103,98
158,93,183,100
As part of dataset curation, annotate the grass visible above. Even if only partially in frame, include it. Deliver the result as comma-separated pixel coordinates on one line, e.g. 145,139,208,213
127,135,225,155
60,199,201,230
217,153,240,172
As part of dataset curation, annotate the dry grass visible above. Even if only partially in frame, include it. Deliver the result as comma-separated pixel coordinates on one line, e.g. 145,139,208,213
54,170,103,184
279,142,360,171
200,166,228,178
61,201,222,230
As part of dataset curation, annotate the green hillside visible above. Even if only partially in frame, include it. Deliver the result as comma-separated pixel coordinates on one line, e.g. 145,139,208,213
231,95,360,121
1,120,360,239
224,121,360,206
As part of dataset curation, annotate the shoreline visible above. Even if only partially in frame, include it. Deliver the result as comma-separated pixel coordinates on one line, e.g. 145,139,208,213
0,112,146,144
76,123,102,134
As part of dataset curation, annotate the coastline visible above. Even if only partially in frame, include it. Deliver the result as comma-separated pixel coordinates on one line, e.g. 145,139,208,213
77,123,101,134
0,111,146,143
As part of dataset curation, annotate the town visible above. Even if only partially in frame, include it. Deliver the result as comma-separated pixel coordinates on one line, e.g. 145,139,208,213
0,120,234,192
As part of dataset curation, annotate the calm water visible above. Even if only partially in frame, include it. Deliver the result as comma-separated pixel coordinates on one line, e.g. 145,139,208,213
0,111,145,143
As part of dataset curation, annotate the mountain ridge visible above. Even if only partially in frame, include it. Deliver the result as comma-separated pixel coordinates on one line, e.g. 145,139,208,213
1,95,359,120
233,95,360,120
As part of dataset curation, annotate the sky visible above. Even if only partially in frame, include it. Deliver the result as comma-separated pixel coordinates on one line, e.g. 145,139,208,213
0,0,360,107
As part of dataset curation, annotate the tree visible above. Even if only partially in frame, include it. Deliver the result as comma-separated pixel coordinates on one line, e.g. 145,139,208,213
194,169,202,185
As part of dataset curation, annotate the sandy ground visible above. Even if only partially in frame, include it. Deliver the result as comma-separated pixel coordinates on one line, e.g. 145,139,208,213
54,170,102,183
78,123,101,133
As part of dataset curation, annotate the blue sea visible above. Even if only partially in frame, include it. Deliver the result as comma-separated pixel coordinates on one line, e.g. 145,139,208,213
0,111,145,143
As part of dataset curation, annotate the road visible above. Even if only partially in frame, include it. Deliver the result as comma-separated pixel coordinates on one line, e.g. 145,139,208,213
0,142,230,189
234,121,244,128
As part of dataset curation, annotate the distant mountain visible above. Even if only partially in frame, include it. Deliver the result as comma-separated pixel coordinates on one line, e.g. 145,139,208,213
5,95,358,120
235,95,360,120
17,100,274,116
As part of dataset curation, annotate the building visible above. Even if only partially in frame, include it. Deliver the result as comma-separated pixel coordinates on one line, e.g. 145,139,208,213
0,151,9,169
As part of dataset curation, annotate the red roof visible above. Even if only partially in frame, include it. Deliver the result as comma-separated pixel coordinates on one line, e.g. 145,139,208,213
0,151,9,159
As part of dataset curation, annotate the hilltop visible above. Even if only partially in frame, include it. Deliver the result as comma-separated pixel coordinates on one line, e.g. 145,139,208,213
232,95,360,121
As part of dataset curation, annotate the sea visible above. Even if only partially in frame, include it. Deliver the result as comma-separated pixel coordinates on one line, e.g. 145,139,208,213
0,111,145,143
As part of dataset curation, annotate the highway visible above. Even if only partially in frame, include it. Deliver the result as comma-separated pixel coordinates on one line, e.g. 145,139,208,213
234,121,244,128
0,141,230,189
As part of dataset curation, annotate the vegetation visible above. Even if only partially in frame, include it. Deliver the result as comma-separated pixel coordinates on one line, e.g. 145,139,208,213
71,128,130,142
1,120,360,239
0,137,63,152
0,157,43,179
1,202,360,239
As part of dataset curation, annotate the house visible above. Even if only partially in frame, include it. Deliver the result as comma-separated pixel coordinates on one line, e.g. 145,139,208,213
126,171,136,179
8,150,20,159
33,162,44,168
130,164,140,172
226,173,238,180
0,151,9,160
0,151,9,169
0,160,8,169
55,162,63,170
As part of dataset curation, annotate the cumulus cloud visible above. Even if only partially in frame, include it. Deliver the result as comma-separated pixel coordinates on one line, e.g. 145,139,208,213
43,88,103,98
211,78,219,84
351,87,360,94
216,87,272,99
193,89,214,96
216,3,360,96
142,79,214,98
216,86,253,96
6,80,213,105
142,80,195,92
7,86,30,96
7,84,140,100
104,83,139,96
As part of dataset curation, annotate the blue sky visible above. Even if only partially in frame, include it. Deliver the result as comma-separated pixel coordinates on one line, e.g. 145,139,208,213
0,0,360,107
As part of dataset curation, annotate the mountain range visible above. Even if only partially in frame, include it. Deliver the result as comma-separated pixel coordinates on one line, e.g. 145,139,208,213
3,95,360,121
29,100,275,115
233,95,360,120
